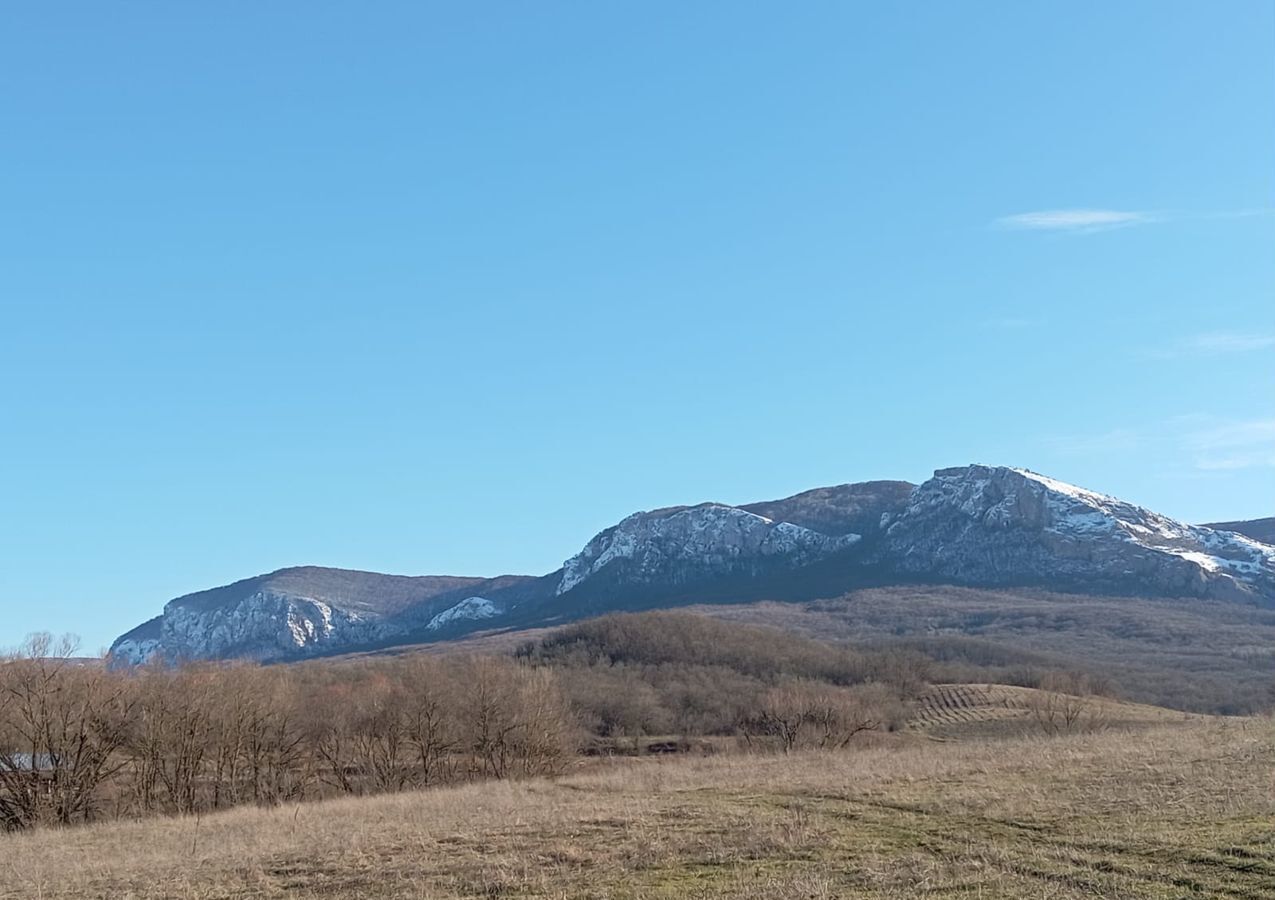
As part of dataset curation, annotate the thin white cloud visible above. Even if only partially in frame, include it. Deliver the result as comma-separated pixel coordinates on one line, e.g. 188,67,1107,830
1184,332,1275,354
982,315,1044,330
1147,331,1275,359
1181,417,1275,471
995,209,1153,233
1044,417,1275,472
1045,428,1143,456
995,206,1273,234
1199,208,1275,221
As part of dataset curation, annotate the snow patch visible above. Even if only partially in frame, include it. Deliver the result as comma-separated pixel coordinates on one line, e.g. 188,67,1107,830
891,465,1275,600
110,637,162,666
426,597,499,631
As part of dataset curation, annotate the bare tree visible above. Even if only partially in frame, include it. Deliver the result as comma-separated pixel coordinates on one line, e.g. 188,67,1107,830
459,658,576,779
0,634,137,829
399,658,459,786
128,666,217,814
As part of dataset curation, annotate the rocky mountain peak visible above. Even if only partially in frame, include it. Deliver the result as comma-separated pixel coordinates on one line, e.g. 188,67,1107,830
884,465,1275,602
556,502,861,596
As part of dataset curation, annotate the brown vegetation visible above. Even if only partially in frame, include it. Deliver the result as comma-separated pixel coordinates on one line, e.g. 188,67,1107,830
908,682,1189,741
0,635,136,830
5,610,1267,897
517,612,922,741
678,586,1275,715
0,636,578,831
2,614,915,832
2,717,1269,899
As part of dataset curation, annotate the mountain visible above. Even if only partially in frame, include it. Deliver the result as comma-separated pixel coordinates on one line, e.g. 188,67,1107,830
737,480,915,536
554,503,860,595
881,466,1275,603
110,567,550,665
1204,517,1275,545
110,466,1275,664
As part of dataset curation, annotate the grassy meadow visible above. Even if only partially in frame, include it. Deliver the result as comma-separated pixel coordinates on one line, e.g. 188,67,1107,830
4,701,1272,899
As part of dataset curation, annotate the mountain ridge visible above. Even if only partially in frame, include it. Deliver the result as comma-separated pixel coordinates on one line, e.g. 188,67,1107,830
110,465,1275,664
1204,516,1275,545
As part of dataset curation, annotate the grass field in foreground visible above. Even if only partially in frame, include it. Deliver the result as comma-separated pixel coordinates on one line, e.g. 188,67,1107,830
4,716,1273,899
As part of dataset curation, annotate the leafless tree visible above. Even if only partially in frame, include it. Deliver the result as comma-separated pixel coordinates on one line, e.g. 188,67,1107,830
0,634,137,829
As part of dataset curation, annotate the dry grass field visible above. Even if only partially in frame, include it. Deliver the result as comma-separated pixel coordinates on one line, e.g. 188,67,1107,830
4,711,1272,899
908,683,1196,740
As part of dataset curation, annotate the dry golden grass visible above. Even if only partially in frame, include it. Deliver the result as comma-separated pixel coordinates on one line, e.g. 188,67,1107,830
909,682,1196,739
4,717,1273,899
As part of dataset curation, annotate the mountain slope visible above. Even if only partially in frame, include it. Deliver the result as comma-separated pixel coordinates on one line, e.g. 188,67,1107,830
555,503,860,596
738,480,915,536
110,467,1275,664
1204,516,1275,545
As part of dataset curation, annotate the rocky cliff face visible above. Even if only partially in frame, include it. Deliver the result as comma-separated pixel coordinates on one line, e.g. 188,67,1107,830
555,503,862,596
883,466,1275,603
109,468,1275,665
111,587,400,665
109,567,539,665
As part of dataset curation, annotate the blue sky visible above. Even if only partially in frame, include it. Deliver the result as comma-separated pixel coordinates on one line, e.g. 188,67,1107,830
2,2,1272,652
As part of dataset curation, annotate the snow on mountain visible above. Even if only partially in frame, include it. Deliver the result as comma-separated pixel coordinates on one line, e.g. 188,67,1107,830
108,467,1275,665
109,618,164,666
556,503,861,596
107,567,533,665
883,465,1275,603
425,596,500,631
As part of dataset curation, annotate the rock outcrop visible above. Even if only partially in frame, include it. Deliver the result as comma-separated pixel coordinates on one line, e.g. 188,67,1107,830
555,503,861,597
109,567,538,665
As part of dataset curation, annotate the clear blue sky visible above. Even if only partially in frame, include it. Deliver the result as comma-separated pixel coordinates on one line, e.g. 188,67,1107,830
2,2,1272,652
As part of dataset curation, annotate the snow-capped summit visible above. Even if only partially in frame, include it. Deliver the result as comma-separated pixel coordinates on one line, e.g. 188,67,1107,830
883,465,1275,602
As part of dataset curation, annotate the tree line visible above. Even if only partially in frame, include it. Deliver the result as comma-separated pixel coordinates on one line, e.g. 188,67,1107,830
0,637,575,830
0,613,922,832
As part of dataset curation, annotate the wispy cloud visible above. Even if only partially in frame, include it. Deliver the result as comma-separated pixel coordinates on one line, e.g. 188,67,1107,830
994,209,1154,233
1045,428,1143,456
1044,416,1275,472
994,207,1273,235
982,315,1044,331
1183,332,1275,354
1148,331,1275,359
1179,417,1275,471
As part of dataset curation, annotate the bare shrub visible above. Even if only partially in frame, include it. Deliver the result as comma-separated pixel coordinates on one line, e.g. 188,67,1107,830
1026,672,1110,736
740,680,901,753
